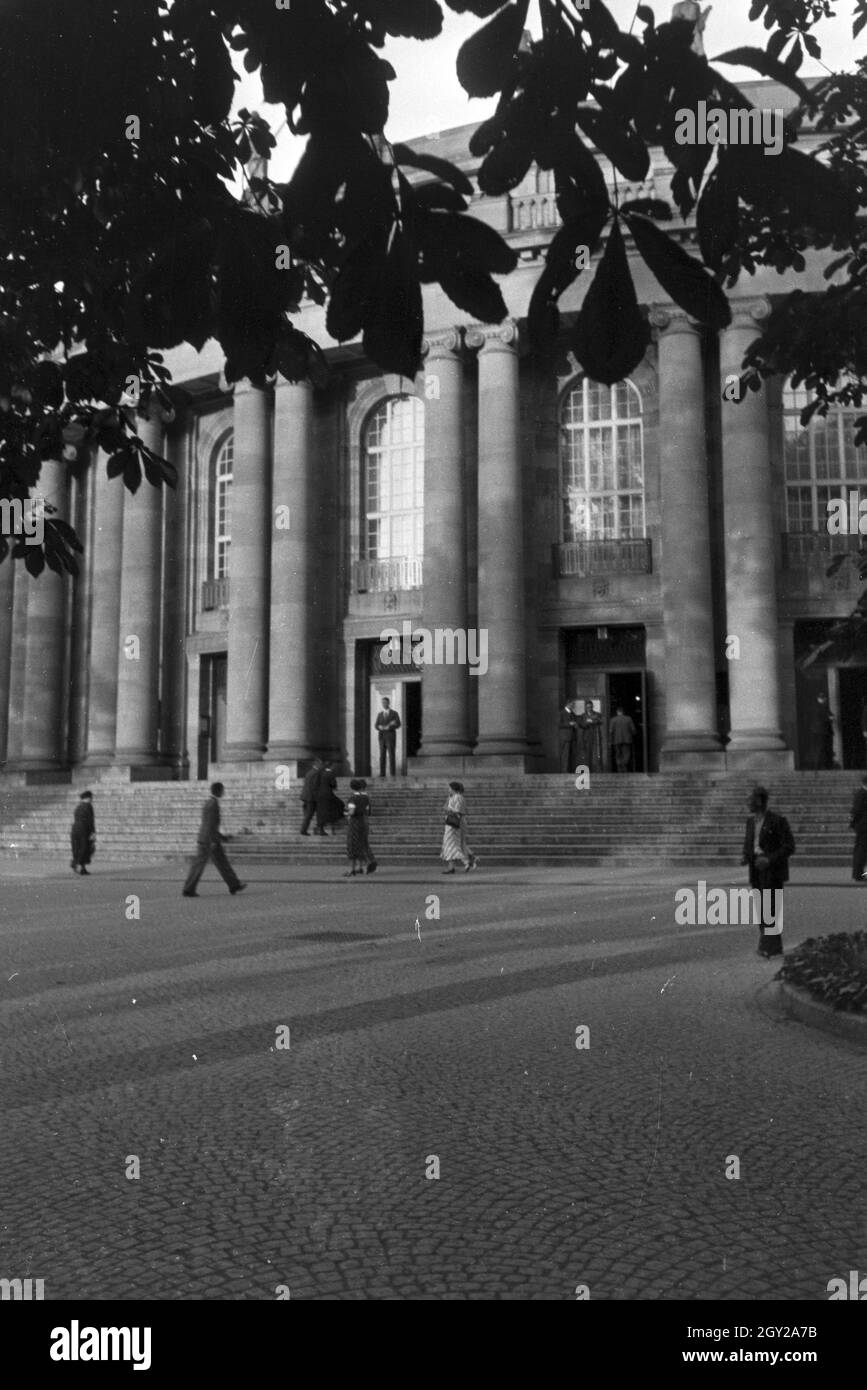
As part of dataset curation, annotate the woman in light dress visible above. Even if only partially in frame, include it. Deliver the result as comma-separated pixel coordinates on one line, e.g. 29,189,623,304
440,780,478,874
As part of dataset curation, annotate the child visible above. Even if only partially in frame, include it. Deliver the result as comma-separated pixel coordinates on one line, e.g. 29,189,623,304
345,778,377,877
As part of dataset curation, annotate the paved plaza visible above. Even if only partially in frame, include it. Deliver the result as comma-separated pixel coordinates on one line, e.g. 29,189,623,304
1,857,865,1301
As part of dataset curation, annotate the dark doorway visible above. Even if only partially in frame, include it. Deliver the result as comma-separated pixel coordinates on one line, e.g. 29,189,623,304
405,680,422,758
607,671,646,773
197,654,227,779
839,668,867,769
796,666,832,771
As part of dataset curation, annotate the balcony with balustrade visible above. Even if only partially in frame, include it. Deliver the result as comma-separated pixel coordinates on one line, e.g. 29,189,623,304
201,577,230,611
554,538,653,579
352,557,423,593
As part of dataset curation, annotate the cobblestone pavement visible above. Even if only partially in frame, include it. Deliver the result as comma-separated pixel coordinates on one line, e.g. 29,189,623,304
1,859,865,1301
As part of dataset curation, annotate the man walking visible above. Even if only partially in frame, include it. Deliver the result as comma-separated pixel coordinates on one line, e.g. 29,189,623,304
182,782,246,897
741,786,794,958
374,696,401,778
299,758,322,835
609,705,637,773
850,774,867,881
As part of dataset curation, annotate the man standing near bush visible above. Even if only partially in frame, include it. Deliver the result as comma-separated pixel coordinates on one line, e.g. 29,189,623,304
850,773,867,881
741,786,795,959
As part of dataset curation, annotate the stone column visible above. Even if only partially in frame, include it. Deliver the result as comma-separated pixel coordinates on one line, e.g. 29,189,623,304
161,414,190,773
0,548,15,764
466,322,528,763
114,403,171,766
84,451,125,765
720,298,791,768
4,460,72,769
268,378,316,762
224,379,271,762
415,329,473,762
650,307,725,768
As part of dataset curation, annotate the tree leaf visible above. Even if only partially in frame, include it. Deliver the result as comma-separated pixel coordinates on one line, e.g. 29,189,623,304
393,144,474,196
438,266,508,323
570,220,650,385
528,206,609,354
362,230,423,379
619,198,671,220
696,166,740,272
575,107,650,182
327,236,386,342
444,0,510,15
456,0,529,98
712,46,811,103
624,212,731,330
478,137,534,195
381,0,444,39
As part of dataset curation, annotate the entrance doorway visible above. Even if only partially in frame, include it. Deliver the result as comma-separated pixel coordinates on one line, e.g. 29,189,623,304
838,668,867,769
368,677,422,776
197,653,227,779
607,671,646,773
564,626,648,772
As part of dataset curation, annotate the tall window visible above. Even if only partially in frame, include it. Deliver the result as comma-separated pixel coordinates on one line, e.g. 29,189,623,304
214,434,233,578
560,378,645,542
783,383,866,532
363,396,424,561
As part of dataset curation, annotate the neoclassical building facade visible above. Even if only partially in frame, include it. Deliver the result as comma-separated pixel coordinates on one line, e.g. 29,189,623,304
1,80,864,783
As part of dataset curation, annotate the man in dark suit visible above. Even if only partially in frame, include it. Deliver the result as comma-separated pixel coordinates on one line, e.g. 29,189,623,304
850,774,867,881
182,782,246,897
741,786,795,958
299,758,323,835
375,697,401,777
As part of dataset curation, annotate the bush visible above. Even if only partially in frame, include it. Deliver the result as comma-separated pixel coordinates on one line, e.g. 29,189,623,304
777,932,867,1014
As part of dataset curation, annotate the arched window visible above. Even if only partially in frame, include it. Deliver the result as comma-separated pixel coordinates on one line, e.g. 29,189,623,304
363,396,424,562
560,378,645,542
214,434,233,578
783,382,866,532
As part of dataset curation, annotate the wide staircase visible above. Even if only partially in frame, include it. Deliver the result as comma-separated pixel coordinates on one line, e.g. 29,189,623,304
0,773,859,870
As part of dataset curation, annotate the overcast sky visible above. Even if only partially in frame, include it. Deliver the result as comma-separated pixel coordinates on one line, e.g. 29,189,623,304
236,1,861,179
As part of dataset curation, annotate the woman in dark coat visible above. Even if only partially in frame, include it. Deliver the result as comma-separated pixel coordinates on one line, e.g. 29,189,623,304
315,762,344,835
70,791,96,874
345,778,376,876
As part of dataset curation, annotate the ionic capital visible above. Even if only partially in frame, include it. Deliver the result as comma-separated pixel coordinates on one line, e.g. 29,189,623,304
465,321,519,354
726,297,771,331
649,305,701,339
421,328,463,361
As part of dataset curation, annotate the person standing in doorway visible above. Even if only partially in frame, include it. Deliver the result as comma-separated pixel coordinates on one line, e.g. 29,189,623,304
70,790,96,875
375,697,401,777
182,783,246,897
741,786,794,958
299,758,323,835
609,705,637,773
850,774,867,881
810,692,834,771
559,701,579,773
576,700,603,773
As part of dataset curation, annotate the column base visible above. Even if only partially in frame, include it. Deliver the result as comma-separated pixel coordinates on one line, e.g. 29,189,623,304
415,740,474,759
3,758,69,774
470,752,534,774
221,743,267,763
660,733,727,772
726,747,795,772
408,753,475,778
267,743,317,763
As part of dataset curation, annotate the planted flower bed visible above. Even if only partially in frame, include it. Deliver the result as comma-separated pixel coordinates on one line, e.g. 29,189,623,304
777,932,867,1014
